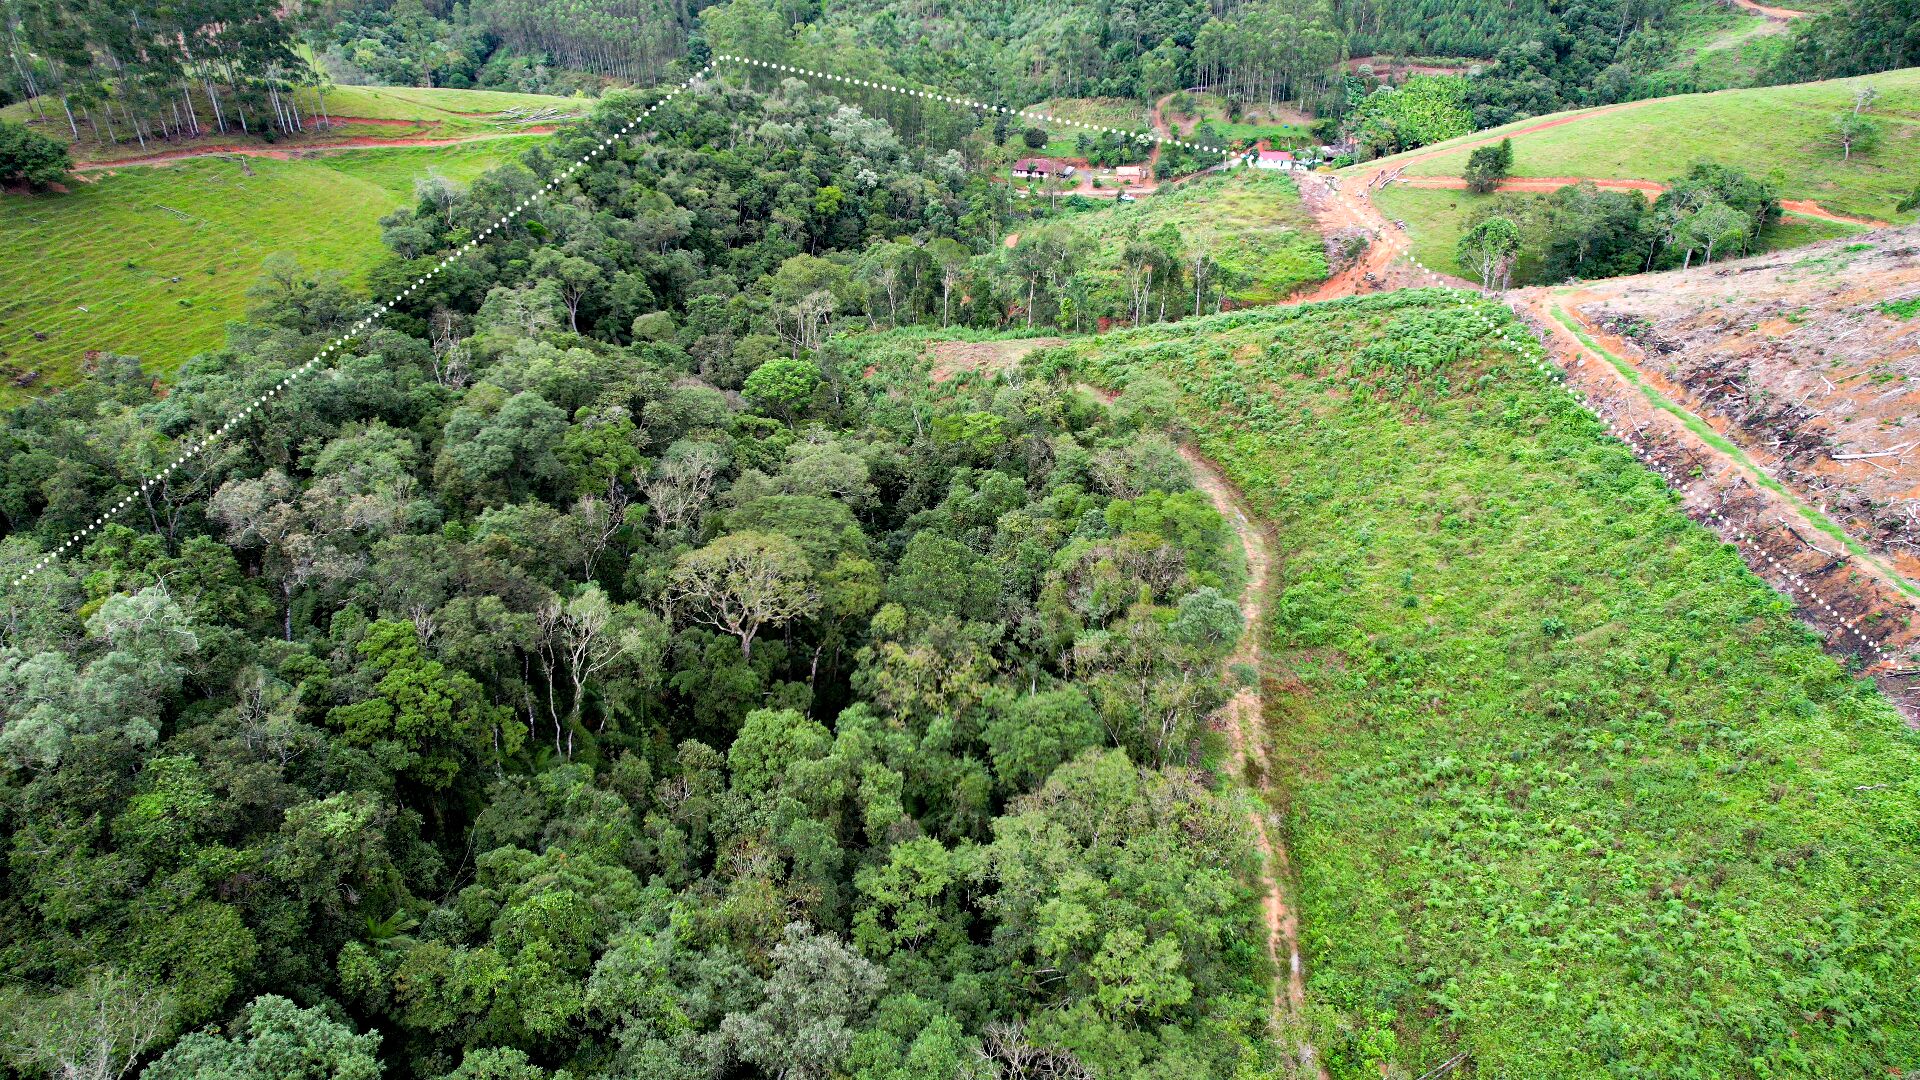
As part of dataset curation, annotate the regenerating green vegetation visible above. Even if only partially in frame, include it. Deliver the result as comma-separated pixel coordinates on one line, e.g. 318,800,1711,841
1054,292,1920,1077
8,2,1920,1076
0,138,541,405
1054,169,1328,312
1646,3,1794,93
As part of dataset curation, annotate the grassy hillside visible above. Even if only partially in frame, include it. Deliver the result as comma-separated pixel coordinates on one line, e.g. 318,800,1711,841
0,138,538,404
1054,293,1920,1077
0,84,578,162
1367,67,1920,220
1645,2,1793,93
1065,169,1328,306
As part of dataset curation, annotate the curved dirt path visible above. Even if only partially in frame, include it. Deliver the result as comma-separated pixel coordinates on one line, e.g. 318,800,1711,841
1779,198,1889,227
1394,175,1888,227
1180,446,1327,1077
71,127,556,172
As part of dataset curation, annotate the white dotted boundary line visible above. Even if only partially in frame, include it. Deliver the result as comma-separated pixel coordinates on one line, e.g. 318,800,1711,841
1313,175,1898,668
9,67,716,591
15,59,1904,673
715,54,1237,157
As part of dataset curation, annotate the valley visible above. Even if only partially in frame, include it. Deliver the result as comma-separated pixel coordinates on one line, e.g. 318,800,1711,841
4,1,1920,1078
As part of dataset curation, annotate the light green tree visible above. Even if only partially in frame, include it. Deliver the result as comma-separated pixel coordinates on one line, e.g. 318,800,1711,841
1457,216,1523,290
743,356,823,424
1829,111,1882,161
664,531,820,659
140,995,380,1080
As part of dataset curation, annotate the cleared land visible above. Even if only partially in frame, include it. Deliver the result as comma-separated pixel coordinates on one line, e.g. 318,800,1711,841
1059,292,1920,1078
1553,227,1920,582
0,138,539,403
1368,67,1920,221
1,84,577,164
1017,96,1154,163
1066,169,1328,307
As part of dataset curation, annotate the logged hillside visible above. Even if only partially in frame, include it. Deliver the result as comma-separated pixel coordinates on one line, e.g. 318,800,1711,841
1050,293,1920,1077
1550,225,1920,577
0,139,541,405
1375,67,1920,221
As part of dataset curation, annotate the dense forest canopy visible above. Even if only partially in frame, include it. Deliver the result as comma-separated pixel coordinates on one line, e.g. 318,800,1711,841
0,78,1296,1080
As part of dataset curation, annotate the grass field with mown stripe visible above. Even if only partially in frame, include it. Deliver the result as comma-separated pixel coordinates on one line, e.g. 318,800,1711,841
1361,67,1920,221
0,138,540,405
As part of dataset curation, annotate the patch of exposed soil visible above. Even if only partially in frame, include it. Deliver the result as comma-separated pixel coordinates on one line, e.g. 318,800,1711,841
1729,0,1807,19
924,337,1065,382
1294,174,1459,300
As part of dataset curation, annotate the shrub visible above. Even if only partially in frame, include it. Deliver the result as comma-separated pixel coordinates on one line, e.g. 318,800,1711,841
0,120,71,189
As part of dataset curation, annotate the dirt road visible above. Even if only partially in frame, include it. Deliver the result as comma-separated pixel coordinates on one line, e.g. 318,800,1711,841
1295,124,1920,699
1178,447,1327,1075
